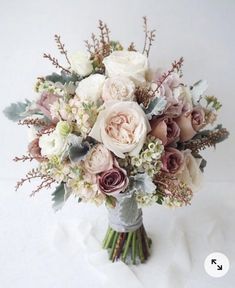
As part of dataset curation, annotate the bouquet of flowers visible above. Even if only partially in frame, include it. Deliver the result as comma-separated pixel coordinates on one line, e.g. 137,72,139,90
4,18,229,264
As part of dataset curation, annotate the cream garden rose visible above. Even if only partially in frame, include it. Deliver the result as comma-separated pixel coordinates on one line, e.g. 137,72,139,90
69,51,93,76
102,76,135,101
177,149,203,192
89,101,151,158
75,74,106,104
103,51,148,85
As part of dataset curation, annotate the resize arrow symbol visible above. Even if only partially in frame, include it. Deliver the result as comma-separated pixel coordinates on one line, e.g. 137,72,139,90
211,259,217,265
217,265,223,270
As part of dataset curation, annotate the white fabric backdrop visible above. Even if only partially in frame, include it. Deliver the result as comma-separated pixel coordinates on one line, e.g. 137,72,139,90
0,0,235,287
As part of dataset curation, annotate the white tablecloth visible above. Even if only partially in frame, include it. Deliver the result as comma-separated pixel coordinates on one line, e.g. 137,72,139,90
0,179,234,288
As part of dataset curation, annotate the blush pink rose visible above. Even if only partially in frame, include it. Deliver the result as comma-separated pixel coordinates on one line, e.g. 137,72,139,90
97,165,129,196
84,144,113,174
37,92,60,120
28,138,43,162
150,117,180,145
175,106,205,142
154,71,180,99
161,147,184,174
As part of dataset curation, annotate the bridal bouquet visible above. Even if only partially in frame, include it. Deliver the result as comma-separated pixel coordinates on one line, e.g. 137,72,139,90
4,18,229,264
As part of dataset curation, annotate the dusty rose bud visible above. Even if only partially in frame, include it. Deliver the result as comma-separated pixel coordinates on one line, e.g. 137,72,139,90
161,147,184,174
28,138,43,162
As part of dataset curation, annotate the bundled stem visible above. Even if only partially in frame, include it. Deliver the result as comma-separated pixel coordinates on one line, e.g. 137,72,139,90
102,225,151,264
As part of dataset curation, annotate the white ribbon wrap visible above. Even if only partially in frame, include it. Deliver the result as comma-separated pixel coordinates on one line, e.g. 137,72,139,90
107,193,142,232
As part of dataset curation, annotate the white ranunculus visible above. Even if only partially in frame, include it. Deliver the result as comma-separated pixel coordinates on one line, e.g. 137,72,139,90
102,76,135,101
103,51,148,85
69,51,93,76
177,149,203,192
39,130,67,157
76,74,106,104
89,101,151,158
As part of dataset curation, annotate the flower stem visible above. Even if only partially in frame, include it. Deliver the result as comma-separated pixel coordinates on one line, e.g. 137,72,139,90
132,231,137,264
102,224,151,264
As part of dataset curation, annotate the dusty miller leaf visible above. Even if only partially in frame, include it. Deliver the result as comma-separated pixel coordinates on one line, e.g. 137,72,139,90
129,173,156,195
119,194,139,225
46,72,80,84
3,99,33,122
190,80,208,104
52,183,71,211
68,135,90,163
141,96,167,120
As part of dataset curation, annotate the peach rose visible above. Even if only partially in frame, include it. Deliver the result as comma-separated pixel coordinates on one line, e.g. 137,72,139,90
84,144,113,174
177,149,203,192
175,106,205,142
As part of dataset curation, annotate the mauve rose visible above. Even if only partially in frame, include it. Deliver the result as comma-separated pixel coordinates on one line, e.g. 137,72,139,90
28,138,42,162
175,106,205,142
161,147,184,174
150,117,180,145
191,106,205,131
84,144,113,174
37,92,59,120
98,165,129,196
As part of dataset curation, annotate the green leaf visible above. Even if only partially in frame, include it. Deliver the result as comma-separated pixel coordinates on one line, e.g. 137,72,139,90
156,195,164,205
105,195,116,208
51,183,70,211
3,99,32,122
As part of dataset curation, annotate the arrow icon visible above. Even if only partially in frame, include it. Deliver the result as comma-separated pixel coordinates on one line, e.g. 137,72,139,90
217,265,223,270
211,259,217,265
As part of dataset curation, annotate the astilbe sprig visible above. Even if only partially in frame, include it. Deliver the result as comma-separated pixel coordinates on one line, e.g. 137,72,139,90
85,20,112,69
181,125,229,153
15,168,56,196
151,57,184,97
18,118,48,128
54,34,71,66
142,16,156,57
154,171,193,207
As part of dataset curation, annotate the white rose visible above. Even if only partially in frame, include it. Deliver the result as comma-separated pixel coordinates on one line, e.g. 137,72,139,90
89,101,151,158
39,130,67,157
76,74,106,104
103,51,148,85
177,149,203,192
69,51,93,76
102,76,135,101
